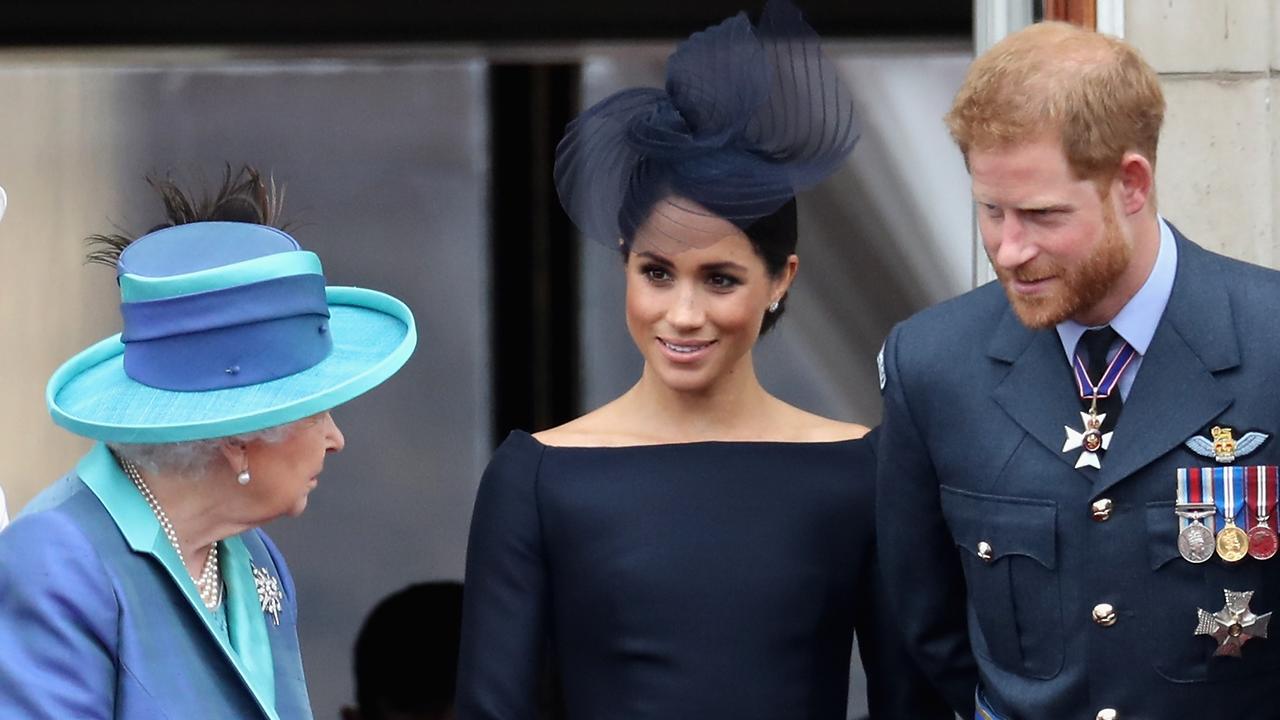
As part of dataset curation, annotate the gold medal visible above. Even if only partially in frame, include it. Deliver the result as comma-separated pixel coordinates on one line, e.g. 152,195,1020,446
1217,524,1249,563
1215,466,1249,562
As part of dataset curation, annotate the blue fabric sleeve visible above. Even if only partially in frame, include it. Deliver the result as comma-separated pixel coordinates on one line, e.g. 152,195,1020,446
876,323,979,716
0,511,120,719
456,432,549,720
858,428,957,719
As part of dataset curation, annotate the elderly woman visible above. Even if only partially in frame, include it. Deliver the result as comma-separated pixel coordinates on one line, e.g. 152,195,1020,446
0,169,416,719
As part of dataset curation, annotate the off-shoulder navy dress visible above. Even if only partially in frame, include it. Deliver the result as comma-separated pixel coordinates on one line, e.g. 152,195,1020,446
457,430,951,719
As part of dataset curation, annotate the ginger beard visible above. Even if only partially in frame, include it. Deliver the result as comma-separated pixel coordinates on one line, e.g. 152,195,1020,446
995,193,1131,330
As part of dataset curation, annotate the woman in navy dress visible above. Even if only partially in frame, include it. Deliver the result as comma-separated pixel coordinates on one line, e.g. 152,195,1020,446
457,2,952,718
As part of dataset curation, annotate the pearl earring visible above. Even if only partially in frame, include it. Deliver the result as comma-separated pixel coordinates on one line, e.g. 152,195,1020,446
237,469,251,486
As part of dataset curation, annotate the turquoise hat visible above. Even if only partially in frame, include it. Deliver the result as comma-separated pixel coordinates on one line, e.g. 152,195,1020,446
47,222,416,444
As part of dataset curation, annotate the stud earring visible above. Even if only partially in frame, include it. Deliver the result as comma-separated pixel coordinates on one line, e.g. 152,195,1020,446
237,469,251,486
768,300,780,313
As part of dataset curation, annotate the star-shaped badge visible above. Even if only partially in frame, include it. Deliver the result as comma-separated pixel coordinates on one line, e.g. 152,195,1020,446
1063,411,1111,469
252,565,284,626
1195,589,1271,657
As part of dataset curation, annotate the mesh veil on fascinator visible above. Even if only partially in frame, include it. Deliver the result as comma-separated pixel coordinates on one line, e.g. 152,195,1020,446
554,0,859,250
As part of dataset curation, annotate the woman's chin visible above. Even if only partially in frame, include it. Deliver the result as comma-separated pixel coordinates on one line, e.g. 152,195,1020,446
651,364,717,394
286,496,310,518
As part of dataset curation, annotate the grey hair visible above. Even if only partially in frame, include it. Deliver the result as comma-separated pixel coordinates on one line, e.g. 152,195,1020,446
109,422,295,479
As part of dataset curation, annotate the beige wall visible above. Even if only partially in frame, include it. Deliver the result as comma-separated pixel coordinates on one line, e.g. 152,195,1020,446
0,63,129,513
1126,0,1280,266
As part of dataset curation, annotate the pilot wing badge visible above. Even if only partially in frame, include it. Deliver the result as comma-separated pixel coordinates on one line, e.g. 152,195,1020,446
1186,426,1269,464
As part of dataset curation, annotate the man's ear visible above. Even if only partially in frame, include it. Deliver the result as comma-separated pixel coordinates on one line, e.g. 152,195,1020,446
1115,151,1154,216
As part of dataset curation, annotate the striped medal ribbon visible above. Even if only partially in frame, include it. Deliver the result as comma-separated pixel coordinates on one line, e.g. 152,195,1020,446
1176,467,1216,564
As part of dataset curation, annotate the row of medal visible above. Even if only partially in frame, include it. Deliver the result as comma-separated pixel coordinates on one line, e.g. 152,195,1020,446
1175,466,1278,563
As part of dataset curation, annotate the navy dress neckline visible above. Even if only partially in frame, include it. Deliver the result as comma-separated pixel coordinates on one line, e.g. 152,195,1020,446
457,429,952,719
513,427,867,451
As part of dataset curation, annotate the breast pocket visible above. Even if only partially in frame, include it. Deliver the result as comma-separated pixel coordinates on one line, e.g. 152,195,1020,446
1142,501,1280,682
940,485,1063,679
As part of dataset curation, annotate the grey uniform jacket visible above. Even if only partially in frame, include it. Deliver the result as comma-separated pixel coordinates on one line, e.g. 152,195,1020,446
877,227,1280,719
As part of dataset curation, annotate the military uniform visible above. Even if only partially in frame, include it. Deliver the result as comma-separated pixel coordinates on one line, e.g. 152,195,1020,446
877,223,1280,719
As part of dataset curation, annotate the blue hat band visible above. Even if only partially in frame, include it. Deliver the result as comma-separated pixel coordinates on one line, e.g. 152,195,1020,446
120,274,333,391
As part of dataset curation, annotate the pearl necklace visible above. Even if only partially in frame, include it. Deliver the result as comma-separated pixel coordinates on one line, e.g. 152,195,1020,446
118,457,223,610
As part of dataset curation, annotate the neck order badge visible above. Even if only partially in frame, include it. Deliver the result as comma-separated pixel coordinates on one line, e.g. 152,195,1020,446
1062,334,1135,469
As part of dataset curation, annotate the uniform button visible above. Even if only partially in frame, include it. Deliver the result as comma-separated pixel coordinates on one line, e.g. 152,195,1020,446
1096,709,1117,720
1092,603,1117,627
977,541,994,563
1091,498,1113,521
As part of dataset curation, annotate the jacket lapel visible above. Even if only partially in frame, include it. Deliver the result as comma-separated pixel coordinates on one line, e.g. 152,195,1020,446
986,230,1238,490
988,307,1090,475
76,443,281,720
242,532,312,719
1095,233,1238,494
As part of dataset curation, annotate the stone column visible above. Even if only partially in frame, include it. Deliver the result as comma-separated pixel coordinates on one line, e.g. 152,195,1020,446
1125,0,1277,266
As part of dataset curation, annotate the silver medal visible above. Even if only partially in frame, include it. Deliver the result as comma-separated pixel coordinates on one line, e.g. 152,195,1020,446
1175,505,1216,564
1178,522,1216,563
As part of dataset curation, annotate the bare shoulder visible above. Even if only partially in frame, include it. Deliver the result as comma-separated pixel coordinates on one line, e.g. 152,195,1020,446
775,403,870,442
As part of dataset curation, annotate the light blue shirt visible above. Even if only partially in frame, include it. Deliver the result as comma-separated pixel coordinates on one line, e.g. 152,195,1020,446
1055,216,1177,400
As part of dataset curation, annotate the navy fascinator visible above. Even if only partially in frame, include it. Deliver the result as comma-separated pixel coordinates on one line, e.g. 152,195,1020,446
554,0,860,250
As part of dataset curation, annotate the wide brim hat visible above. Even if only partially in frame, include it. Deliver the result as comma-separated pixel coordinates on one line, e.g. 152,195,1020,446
47,222,416,444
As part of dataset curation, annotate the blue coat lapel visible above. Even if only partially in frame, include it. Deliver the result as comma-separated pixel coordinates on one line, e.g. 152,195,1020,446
986,228,1238,492
77,443,309,720
1095,230,1237,494
988,305,1090,478
241,531,313,719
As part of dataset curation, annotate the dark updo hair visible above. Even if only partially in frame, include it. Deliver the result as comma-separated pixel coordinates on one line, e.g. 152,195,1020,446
620,197,798,336
742,198,797,335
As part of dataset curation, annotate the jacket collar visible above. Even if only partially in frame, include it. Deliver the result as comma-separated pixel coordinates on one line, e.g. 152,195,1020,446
986,227,1236,491
77,443,284,720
